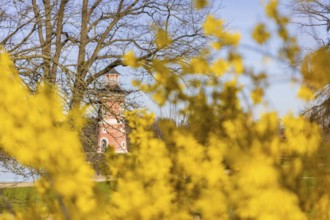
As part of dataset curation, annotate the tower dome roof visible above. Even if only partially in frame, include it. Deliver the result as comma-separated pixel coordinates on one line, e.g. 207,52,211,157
107,68,120,75
97,68,127,95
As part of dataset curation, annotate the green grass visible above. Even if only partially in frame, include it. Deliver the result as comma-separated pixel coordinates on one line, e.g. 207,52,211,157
0,186,38,212
0,182,114,213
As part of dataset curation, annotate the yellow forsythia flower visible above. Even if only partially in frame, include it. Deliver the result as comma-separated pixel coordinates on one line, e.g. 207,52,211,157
252,23,271,44
0,51,96,219
283,115,321,156
229,53,244,74
297,85,314,101
211,59,229,76
194,0,208,9
265,0,278,19
123,51,140,68
301,47,330,89
203,15,224,36
156,29,172,48
211,41,222,49
223,32,241,46
251,87,264,104
190,57,210,74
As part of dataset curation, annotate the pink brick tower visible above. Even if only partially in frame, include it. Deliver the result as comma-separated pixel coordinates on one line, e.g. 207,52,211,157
97,69,127,153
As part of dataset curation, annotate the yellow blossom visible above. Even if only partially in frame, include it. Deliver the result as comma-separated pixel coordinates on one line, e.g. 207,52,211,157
252,23,271,44
123,51,140,68
190,57,210,74
301,46,330,89
211,59,229,76
223,32,241,46
0,51,96,219
156,29,172,48
283,115,321,156
211,41,222,49
251,87,264,104
194,0,208,9
297,85,314,101
229,54,244,74
203,15,224,36
265,0,278,19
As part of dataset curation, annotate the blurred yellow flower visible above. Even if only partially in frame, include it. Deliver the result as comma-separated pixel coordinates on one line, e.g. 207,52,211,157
252,23,271,44
297,85,314,101
123,51,140,68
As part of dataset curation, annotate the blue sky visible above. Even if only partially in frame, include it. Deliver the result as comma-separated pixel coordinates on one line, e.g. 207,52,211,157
219,0,306,116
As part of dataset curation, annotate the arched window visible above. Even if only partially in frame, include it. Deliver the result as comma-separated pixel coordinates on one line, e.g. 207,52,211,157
121,141,126,148
119,103,124,116
101,139,107,152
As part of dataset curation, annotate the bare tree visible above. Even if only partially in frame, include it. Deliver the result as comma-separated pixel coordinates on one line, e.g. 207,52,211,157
303,85,330,136
290,0,330,47
1,0,212,110
290,0,330,130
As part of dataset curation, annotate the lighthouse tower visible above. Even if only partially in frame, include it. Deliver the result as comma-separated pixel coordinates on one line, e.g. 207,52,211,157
97,69,127,153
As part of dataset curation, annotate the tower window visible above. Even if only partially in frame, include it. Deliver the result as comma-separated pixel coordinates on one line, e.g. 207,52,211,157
119,127,126,134
101,139,107,151
121,141,126,148
119,105,124,116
